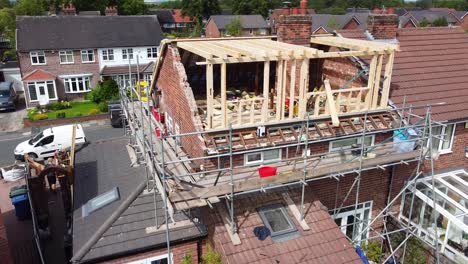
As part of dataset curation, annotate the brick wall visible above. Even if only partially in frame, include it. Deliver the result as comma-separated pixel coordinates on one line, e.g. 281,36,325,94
205,19,221,38
343,19,360,30
424,123,468,172
367,14,399,39
18,50,101,106
157,45,206,162
99,240,199,264
277,15,313,46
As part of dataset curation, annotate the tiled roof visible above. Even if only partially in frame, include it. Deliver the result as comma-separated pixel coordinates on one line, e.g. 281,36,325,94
339,27,468,122
22,69,56,81
205,189,361,264
100,63,152,76
209,15,269,30
173,9,193,23
405,10,459,24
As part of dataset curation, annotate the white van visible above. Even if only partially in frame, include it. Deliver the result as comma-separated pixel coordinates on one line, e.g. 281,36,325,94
14,124,86,160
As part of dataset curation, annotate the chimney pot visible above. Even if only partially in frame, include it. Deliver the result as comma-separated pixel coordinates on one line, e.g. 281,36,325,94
300,0,307,10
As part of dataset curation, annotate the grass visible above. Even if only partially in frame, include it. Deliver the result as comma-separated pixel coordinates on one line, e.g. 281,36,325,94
28,101,102,121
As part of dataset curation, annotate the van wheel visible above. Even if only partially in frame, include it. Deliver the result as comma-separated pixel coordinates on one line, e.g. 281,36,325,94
28,153,38,159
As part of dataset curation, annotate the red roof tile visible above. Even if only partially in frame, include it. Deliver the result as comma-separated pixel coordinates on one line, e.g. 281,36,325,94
172,9,193,23
339,27,468,122
204,190,360,264
22,69,56,81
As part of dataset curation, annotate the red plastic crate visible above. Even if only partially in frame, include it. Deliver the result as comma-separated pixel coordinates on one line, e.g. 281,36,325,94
258,166,277,178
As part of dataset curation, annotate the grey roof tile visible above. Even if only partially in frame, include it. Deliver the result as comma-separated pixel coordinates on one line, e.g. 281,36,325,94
210,15,268,30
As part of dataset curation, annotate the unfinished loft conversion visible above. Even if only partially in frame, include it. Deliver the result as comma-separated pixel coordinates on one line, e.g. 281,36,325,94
160,36,398,130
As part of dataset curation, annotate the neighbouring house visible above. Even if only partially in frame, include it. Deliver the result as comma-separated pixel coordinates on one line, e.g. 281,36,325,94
453,11,468,30
338,23,468,262
71,138,207,264
401,10,462,27
16,15,163,107
205,15,269,37
149,9,195,33
310,13,368,34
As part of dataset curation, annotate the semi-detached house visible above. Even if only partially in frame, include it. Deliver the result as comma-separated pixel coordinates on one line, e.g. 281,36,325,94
16,15,163,107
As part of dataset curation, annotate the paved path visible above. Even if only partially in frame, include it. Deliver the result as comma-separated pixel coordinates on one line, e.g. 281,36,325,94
0,106,27,133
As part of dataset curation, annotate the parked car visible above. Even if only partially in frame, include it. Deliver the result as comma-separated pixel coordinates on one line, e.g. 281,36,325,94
108,101,125,128
14,124,86,160
0,82,18,111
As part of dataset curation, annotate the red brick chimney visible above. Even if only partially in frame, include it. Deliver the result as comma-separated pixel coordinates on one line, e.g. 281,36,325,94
300,0,308,14
277,14,312,46
105,6,118,16
61,4,76,16
367,14,399,39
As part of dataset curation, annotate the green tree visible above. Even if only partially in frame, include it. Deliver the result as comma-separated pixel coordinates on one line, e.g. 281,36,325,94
419,18,431,27
432,16,448,27
225,16,242,36
0,8,16,60
71,0,107,12
119,0,146,15
152,0,183,9
232,0,274,17
327,16,339,30
181,0,220,25
14,0,45,16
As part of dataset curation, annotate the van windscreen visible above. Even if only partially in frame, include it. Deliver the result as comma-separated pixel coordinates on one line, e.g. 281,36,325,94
29,132,44,145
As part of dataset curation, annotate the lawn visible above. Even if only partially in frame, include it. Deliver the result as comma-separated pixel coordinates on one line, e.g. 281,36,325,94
28,101,105,121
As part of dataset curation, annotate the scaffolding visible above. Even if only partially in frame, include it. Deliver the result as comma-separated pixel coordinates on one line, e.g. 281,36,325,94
119,76,454,263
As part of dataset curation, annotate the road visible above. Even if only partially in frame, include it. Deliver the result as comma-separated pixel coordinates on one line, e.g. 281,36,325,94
0,123,125,167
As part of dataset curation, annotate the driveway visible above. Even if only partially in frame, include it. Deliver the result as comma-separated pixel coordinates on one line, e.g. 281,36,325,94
0,98,27,132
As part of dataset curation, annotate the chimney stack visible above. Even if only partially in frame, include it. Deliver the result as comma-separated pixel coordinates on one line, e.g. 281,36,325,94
300,0,308,14
105,6,118,16
61,4,76,16
277,14,312,46
367,14,398,40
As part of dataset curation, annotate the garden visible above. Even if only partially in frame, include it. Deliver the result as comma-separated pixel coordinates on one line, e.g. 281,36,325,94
27,79,119,121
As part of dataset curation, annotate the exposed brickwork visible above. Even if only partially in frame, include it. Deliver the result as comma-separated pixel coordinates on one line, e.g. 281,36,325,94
18,50,100,106
343,19,360,30
157,45,206,162
277,15,313,46
99,241,199,264
367,14,399,39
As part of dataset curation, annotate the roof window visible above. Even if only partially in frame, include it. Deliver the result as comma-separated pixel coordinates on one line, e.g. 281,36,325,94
258,204,299,242
82,187,120,217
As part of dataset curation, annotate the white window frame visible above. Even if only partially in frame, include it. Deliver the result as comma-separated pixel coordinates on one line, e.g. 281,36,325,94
63,76,92,93
102,49,114,61
30,51,46,65
147,47,158,58
122,48,134,60
126,253,172,264
330,201,372,242
175,123,180,146
80,49,95,63
59,50,74,64
428,124,456,155
244,149,282,165
329,135,375,152
27,80,58,102
166,113,173,134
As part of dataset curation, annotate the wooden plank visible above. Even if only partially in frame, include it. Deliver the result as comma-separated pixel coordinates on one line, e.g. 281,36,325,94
371,54,384,109
276,60,284,121
380,52,395,108
324,79,340,127
282,193,310,230
221,63,227,127
326,122,336,136
217,204,241,245
262,61,270,123
239,133,246,148
298,59,309,119
177,42,214,59
281,60,288,120
310,36,398,51
314,123,323,138
289,60,297,119
365,55,378,109
206,63,214,129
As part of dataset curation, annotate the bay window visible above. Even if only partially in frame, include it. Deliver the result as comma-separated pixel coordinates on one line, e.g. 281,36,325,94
30,51,46,65
81,49,95,63
64,76,91,93
59,50,74,64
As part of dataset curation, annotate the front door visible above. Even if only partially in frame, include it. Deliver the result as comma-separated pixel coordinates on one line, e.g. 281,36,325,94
36,83,49,105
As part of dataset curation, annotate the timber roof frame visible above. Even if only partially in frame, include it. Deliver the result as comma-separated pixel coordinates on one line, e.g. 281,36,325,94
171,36,399,65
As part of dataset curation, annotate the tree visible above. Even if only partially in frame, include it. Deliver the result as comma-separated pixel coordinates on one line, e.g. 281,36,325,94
225,16,242,36
119,0,146,15
71,0,107,12
152,0,183,9
327,16,339,30
14,0,46,16
432,16,448,27
232,0,273,17
418,18,431,27
0,8,16,60
181,0,220,25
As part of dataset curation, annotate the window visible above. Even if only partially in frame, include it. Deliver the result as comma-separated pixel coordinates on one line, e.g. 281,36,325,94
245,149,282,165
27,81,57,102
330,201,372,242
258,204,298,242
38,135,54,146
111,74,137,89
81,50,95,63
102,49,114,61
329,135,374,152
28,83,38,101
64,76,91,93
126,254,171,264
429,124,456,154
147,47,158,58
82,187,120,217
59,50,74,64
30,51,46,65
122,48,133,60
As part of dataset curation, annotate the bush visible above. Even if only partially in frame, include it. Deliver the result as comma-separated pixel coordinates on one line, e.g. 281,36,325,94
33,113,48,121
47,101,71,111
181,252,192,264
98,102,108,113
361,241,382,263
56,112,66,119
202,245,222,264
27,108,38,120
88,108,99,115
75,113,83,117
87,79,119,104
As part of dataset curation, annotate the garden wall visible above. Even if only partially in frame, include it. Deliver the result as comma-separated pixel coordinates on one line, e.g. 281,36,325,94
23,113,108,128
